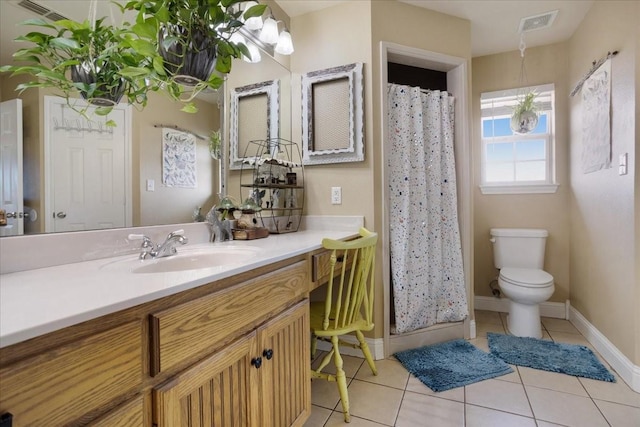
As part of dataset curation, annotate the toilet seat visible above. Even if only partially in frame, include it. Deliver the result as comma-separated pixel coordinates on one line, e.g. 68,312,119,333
500,267,553,288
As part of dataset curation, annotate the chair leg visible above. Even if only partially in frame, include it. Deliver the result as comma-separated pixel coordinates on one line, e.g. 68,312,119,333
332,335,351,423
356,330,377,376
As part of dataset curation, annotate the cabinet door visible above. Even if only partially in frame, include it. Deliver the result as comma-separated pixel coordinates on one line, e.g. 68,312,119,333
257,300,311,427
153,332,258,427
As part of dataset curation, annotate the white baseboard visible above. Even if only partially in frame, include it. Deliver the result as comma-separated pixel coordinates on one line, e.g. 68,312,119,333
315,336,385,361
474,296,568,319
569,306,640,393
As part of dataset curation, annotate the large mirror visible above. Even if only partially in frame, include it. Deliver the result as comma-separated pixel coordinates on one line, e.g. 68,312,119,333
0,0,291,237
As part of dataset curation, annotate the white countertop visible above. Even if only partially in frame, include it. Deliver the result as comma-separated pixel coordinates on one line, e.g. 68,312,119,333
0,228,358,348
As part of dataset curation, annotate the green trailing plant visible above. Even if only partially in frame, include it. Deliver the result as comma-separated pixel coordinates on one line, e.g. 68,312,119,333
122,0,267,112
209,128,222,159
0,16,153,122
0,0,267,118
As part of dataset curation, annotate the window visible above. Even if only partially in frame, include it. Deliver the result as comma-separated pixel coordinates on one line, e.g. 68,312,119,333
480,83,558,194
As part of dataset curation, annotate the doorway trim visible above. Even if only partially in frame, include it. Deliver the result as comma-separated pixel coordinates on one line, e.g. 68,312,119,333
380,42,474,356
43,96,133,232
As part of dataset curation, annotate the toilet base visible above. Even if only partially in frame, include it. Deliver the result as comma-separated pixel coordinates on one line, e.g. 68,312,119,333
506,300,542,338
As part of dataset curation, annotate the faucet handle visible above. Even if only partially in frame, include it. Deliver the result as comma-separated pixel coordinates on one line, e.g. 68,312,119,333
128,234,153,244
167,229,185,237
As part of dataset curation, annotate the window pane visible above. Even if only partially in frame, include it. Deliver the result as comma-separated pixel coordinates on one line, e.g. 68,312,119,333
515,140,545,161
486,163,514,182
486,142,513,162
515,161,546,181
482,117,513,138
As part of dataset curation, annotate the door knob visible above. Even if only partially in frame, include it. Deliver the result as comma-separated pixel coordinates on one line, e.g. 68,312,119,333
5,212,17,219
55,212,67,219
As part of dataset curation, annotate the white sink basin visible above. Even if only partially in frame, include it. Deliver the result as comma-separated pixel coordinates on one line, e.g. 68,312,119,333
103,245,261,274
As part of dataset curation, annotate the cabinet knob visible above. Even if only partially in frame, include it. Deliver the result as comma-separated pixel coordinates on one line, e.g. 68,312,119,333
0,412,14,427
251,357,262,369
263,349,274,360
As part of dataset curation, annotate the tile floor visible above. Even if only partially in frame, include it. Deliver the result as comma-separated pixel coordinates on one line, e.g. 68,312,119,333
304,310,640,427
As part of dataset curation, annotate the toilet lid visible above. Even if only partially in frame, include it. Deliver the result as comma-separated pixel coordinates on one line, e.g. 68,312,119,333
500,267,554,288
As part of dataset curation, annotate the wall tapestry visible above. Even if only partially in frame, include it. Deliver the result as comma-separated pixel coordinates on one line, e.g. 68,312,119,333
581,59,611,174
162,128,197,188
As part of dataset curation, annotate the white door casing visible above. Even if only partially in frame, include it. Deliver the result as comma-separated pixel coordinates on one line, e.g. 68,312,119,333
0,99,24,236
44,96,132,233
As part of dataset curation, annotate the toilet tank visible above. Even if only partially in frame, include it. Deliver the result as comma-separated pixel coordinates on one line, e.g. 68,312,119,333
490,228,548,269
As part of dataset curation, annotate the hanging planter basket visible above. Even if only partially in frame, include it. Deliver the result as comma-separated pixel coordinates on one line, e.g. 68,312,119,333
158,24,218,87
71,63,126,107
510,91,539,135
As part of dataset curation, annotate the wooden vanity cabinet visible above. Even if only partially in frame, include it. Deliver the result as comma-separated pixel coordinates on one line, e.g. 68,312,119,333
153,301,310,427
0,255,312,427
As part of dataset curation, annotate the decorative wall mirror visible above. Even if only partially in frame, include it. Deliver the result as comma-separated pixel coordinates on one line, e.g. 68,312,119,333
230,79,280,169
301,62,364,165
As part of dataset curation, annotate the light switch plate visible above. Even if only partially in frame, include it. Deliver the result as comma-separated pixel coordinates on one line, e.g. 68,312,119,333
619,153,628,175
146,179,155,192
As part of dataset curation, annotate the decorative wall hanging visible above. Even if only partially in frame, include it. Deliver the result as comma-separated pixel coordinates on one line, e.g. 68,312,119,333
510,34,539,134
581,59,612,174
301,62,364,165
162,128,197,188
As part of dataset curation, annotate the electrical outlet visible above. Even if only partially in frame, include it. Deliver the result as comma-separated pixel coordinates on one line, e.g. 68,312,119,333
146,179,155,192
331,187,342,205
619,153,628,175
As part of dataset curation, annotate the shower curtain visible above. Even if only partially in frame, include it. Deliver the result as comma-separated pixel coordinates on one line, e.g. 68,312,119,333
388,83,468,335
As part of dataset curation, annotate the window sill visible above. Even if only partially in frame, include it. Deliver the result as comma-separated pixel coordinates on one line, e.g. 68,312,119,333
479,183,559,195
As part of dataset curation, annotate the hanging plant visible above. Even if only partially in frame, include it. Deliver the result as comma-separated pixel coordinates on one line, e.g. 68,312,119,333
510,91,539,134
0,0,267,118
122,0,267,112
0,16,153,121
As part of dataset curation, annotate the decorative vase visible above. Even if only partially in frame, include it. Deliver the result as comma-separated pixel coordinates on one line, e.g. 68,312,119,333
71,62,125,107
510,110,538,135
158,24,218,86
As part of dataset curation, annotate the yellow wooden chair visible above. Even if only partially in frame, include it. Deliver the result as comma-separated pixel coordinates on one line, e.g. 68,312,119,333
310,227,378,423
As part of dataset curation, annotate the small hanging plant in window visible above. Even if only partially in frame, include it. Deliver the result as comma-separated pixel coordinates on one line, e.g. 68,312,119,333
510,90,539,134
509,33,539,135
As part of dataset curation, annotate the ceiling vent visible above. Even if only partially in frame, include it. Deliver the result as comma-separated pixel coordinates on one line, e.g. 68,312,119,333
518,10,558,33
17,0,68,21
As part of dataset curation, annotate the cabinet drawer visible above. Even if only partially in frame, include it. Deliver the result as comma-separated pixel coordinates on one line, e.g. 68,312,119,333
150,260,308,376
88,394,144,427
0,322,142,426
311,249,354,289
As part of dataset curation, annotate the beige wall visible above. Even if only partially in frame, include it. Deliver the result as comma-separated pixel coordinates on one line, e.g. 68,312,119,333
568,1,638,364
290,1,471,338
472,44,571,302
135,92,220,226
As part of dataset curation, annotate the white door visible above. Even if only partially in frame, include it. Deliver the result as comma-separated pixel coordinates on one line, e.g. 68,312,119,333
45,97,131,232
0,99,24,237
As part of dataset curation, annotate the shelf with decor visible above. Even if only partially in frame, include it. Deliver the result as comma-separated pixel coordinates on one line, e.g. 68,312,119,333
240,139,304,234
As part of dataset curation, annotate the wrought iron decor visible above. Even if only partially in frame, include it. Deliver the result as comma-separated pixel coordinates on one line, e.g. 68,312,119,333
230,79,280,169
301,62,364,165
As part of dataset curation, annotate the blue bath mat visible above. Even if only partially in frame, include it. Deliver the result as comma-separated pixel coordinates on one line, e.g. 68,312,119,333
488,332,615,382
394,339,513,392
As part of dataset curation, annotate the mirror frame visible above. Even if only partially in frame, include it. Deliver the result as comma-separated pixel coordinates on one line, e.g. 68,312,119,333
301,62,364,165
229,79,280,169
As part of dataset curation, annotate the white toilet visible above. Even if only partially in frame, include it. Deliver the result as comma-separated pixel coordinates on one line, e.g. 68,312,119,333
490,228,555,338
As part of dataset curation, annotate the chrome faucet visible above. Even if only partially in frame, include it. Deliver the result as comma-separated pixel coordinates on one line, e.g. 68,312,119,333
129,229,188,260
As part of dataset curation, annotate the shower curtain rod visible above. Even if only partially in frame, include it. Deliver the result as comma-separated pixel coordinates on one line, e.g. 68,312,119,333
153,124,206,141
570,50,618,97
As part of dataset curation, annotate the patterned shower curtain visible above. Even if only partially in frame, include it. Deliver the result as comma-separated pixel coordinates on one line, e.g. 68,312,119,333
387,83,468,335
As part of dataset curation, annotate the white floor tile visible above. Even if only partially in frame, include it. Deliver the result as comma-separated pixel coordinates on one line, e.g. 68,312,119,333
594,399,640,427
465,404,536,427
324,412,389,426
355,358,409,390
395,391,464,427
405,375,465,402
580,376,640,407
465,379,532,417
303,405,333,427
526,385,609,426
346,380,404,426
518,366,588,396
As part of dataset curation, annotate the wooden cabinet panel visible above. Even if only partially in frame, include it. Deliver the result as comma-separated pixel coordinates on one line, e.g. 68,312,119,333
0,322,142,426
153,332,257,427
88,394,144,427
150,261,307,375
257,300,310,427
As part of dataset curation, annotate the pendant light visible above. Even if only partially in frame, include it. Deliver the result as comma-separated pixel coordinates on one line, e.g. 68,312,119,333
510,33,539,135
259,14,279,45
275,29,294,55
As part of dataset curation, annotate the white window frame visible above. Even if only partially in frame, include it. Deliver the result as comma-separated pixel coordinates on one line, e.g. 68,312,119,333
480,83,558,195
